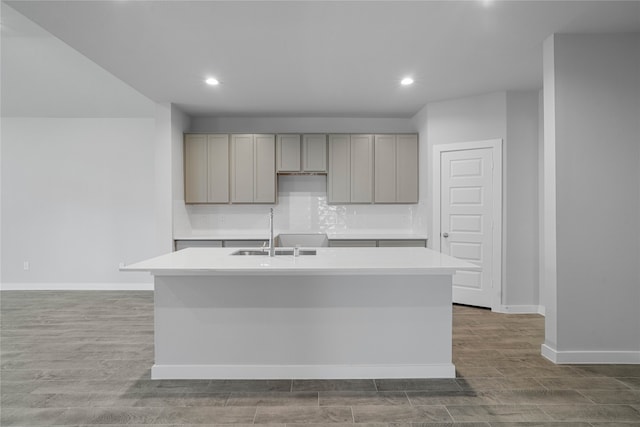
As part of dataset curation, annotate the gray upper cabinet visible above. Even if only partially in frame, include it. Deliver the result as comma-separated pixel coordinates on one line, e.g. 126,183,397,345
276,134,301,172
374,134,418,203
254,134,277,203
395,134,419,203
374,134,397,203
186,132,416,205
328,134,374,204
231,134,276,203
302,134,328,172
184,134,229,204
328,134,351,203
277,134,327,173
350,134,374,203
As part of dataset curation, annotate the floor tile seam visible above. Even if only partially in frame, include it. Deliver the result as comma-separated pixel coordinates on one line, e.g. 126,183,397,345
615,377,640,389
573,389,622,405
442,403,455,423
403,391,411,407
537,402,640,422
252,404,258,424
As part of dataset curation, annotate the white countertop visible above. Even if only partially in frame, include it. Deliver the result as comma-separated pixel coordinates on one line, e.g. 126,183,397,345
173,232,429,241
122,247,477,276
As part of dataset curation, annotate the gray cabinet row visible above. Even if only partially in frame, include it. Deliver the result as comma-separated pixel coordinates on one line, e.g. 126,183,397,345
328,134,418,204
185,134,276,204
185,133,418,205
175,239,427,251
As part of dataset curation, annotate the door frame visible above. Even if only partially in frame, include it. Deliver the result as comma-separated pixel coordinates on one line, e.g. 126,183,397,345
432,139,503,311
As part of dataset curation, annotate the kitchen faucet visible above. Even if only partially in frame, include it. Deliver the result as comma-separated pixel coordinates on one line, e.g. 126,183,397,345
268,208,275,257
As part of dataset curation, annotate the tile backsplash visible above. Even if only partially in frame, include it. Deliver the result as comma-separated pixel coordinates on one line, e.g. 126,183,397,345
174,176,425,237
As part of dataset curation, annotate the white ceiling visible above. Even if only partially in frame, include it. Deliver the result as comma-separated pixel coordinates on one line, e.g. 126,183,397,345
3,1,640,118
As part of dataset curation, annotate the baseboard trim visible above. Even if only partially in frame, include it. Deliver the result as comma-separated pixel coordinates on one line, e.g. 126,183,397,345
541,344,640,364
0,282,153,291
494,304,545,315
152,363,456,380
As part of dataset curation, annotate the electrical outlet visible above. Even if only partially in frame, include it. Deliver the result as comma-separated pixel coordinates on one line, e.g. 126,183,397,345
23,261,29,271
118,262,125,269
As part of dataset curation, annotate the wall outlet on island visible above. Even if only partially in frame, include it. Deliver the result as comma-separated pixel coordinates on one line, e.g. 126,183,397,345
23,261,29,271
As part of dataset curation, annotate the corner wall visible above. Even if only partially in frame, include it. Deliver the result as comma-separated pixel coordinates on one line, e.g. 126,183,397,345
542,33,640,363
505,91,540,308
412,91,540,313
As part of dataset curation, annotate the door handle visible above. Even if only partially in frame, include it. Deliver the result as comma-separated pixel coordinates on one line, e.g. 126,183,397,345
442,232,449,238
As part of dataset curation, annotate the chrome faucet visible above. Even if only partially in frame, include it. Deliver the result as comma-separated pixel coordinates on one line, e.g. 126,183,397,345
268,208,275,257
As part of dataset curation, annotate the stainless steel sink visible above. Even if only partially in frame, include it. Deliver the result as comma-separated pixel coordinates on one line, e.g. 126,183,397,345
231,250,270,256
231,249,316,256
275,249,317,256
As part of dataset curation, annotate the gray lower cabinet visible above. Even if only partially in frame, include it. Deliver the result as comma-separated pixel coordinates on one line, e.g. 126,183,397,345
222,240,269,248
175,240,223,251
184,134,229,203
378,239,427,247
174,240,269,251
329,239,427,247
329,239,377,247
231,134,276,203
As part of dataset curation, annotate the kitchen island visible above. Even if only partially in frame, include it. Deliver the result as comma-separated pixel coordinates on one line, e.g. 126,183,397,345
123,247,477,380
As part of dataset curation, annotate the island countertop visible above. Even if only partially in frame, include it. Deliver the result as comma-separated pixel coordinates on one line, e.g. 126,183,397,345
122,247,478,276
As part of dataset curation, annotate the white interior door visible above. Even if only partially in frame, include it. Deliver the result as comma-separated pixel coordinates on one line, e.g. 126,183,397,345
441,148,495,308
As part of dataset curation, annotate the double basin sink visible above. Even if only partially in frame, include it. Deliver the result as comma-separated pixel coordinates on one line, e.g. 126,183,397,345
230,233,327,256
231,249,317,256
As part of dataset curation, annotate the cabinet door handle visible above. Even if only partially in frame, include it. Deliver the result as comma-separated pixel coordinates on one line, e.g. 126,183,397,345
442,232,449,238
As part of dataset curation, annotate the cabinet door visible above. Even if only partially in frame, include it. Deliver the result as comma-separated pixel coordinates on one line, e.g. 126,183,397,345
207,134,229,203
276,134,301,172
230,134,255,203
184,134,208,203
328,134,351,203
374,134,397,203
350,134,374,203
329,240,377,247
303,134,327,172
396,134,418,203
254,134,276,203
378,239,426,247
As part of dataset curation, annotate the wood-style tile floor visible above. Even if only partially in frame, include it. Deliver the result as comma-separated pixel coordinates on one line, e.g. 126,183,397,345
1,291,639,426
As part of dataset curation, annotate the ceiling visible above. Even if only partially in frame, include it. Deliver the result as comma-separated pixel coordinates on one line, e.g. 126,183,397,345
3,1,640,118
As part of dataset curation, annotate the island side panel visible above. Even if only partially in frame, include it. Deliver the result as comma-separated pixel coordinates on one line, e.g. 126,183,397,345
153,274,454,379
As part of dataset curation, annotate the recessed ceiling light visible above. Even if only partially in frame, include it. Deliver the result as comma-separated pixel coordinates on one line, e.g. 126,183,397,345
205,77,219,86
401,77,414,86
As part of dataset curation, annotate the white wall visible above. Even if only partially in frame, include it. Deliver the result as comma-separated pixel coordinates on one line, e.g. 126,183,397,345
543,34,640,363
1,118,157,287
505,91,540,307
415,91,507,244
538,89,546,312
413,91,541,312
174,116,427,238
171,105,191,238
1,4,160,289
